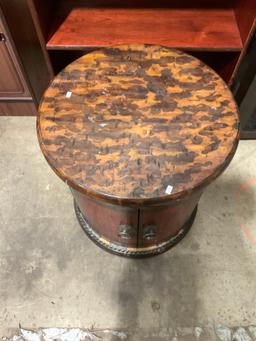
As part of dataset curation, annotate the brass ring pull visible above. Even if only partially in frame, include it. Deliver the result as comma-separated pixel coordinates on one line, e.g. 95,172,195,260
0,33,6,42
118,224,136,239
143,225,157,240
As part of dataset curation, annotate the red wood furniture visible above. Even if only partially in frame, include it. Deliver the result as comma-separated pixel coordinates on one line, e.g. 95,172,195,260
0,7,37,115
37,45,239,257
28,0,256,86
0,0,255,119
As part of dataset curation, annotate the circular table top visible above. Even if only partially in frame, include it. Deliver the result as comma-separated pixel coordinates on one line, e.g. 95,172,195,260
38,44,239,205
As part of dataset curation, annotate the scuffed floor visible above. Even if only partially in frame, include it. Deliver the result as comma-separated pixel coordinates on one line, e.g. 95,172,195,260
1,117,256,341
5,328,128,341
3,326,256,341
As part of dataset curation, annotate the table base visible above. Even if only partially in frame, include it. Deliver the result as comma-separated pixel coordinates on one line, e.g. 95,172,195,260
74,200,198,258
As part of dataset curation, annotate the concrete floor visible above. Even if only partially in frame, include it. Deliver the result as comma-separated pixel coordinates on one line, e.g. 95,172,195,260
1,117,256,340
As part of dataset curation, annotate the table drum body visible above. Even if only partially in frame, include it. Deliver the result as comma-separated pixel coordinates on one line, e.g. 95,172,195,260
37,44,239,257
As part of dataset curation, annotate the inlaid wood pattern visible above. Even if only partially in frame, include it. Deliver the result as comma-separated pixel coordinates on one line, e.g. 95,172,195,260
38,44,239,205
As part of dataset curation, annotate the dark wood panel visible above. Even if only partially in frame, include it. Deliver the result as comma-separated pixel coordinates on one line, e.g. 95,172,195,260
0,0,52,105
52,0,236,9
234,0,256,45
48,50,86,74
28,0,56,39
230,0,256,86
189,51,240,83
0,10,31,98
47,7,242,51
0,101,37,116
0,36,25,96
26,0,55,79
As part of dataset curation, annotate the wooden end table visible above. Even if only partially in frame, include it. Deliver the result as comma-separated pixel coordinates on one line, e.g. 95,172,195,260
37,44,239,257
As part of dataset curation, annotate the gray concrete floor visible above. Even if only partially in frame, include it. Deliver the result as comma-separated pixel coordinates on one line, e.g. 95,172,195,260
1,117,256,340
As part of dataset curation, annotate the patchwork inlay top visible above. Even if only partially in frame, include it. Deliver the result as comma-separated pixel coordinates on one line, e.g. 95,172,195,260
37,44,239,204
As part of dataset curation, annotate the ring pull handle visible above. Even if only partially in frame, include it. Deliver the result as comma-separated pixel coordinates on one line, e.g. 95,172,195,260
143,225,157,240
118,224,136,239
0,33,6,43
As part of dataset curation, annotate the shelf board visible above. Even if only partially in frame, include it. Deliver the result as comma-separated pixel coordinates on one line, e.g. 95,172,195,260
47,7,243,51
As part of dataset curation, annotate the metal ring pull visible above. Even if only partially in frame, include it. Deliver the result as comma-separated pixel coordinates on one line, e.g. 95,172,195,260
118,224,136,239
0,33,6,42
143,225,157,240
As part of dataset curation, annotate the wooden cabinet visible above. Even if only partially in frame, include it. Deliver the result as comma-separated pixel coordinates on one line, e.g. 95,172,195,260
1,0,256,113
72,187,202,255
0,17,31,99
0,0,256,118
0,6,36,115
26,0,256,86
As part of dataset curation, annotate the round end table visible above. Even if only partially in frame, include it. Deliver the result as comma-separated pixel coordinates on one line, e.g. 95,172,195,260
37,44,239,257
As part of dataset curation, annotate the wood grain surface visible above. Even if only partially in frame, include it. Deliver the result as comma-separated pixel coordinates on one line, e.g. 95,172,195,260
37,44,239,205
47,7,242,51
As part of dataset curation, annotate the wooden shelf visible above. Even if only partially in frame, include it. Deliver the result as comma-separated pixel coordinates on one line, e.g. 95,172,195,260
47,7,243,51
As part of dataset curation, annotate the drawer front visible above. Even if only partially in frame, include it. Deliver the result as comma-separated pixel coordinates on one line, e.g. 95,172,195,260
72,189,138,248
138,190,202,248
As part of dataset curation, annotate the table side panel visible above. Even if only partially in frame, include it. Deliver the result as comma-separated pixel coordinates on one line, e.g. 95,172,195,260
138,189,202,247
71,188,139,247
